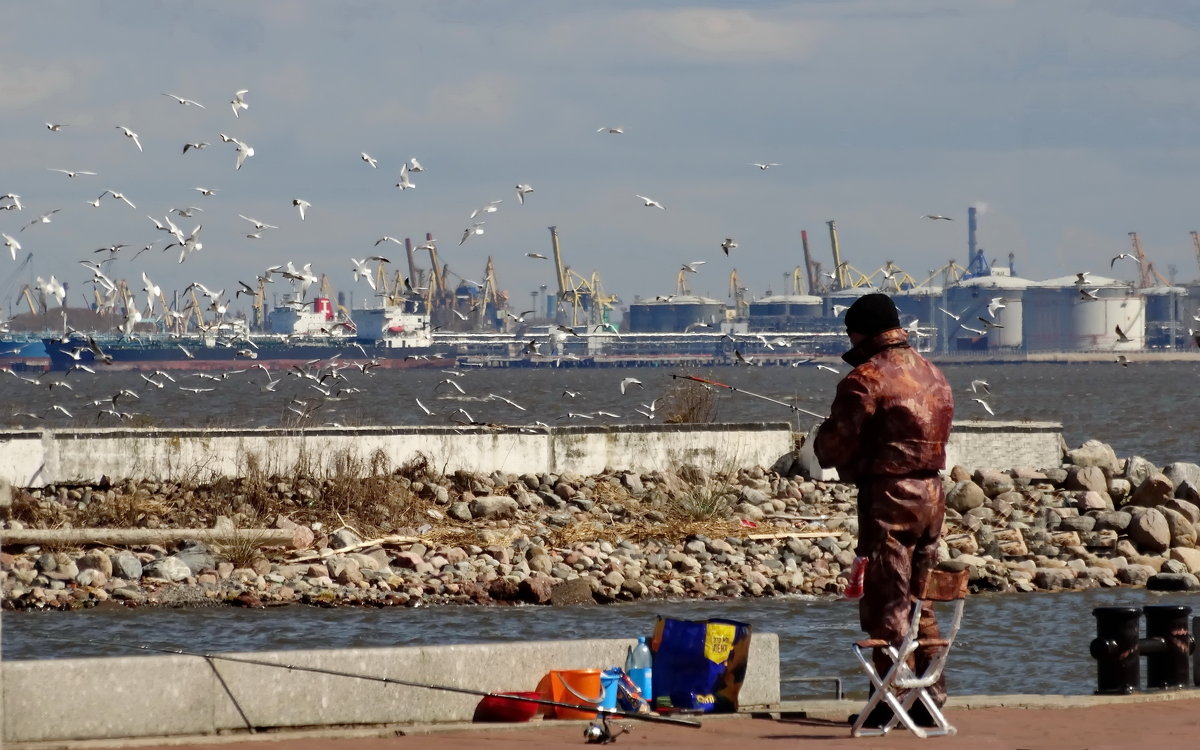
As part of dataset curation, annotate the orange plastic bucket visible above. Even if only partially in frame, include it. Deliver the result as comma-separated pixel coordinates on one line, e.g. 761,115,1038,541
537,669,603,719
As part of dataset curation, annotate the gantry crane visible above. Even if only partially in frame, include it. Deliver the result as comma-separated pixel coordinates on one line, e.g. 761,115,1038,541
1128,232,1171,287
868,261,919,292
546,226,617,327
1191,231,1200,281
801,229,818,294
729,269,748,316
827,220,849,290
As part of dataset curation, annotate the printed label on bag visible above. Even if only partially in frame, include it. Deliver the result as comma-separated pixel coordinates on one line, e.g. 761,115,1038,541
704,623,736,664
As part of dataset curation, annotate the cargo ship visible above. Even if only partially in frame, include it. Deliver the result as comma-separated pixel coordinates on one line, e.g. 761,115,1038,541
43,298,453,372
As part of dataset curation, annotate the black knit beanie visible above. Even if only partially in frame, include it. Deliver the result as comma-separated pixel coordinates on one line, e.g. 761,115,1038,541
844,293,900,337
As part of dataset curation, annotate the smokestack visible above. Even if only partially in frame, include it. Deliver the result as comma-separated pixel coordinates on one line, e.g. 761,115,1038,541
968,206,978,267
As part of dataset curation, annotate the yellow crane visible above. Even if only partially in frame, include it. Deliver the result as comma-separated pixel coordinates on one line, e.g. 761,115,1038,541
1128,232,1171,287
827,220,849,290
1191,231,1200,281
728,269,748,316
868,261,920,292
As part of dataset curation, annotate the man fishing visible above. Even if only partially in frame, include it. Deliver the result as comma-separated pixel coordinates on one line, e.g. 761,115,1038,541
812,293,954,728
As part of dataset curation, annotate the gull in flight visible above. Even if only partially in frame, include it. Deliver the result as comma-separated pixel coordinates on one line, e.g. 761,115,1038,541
470,200,502,220
101,189,136,209
1115,354,1131,367
816,364,840,374
1114,324,1131,344
182,142,209,154
986,297,1006,318
22,209,61,231
959,323,986,335
635,194,665,209
360,152,378,168
680,261,706,273
116,125,142,152
48,168,97,178
292,199,311,221
515,184,534,205
1110,252,1138,268
195,187,218,196
395,162,415,190
721,238,737,255
1079,288,1100,301
415,397,434,416
460,222,485,245
46,122,67,131
525,252,547,260
1074,271,1090,285
351,258,376,290
619,377,643,394
922,214,953,221
162,92,205,108
969,379,991,394
230,89,249,118
972,397,995,415
597,126,624,134
2,233,20,259
239,214,278,231
376,236,403,247
232,137,255,170
750,162,780,170
977,316,1003,330
938,306,965,321
734,349,755,366
1,193,23,211
409,157,424,172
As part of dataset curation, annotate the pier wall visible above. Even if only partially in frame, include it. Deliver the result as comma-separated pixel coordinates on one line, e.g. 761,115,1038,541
0,421,1064,489
2,636,781,743
0,423,797,488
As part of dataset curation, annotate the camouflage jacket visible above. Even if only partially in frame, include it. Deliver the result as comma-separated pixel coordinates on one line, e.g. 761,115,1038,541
813,328,954,483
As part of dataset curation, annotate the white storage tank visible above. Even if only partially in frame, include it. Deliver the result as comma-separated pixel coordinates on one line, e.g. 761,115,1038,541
943,272,1032,351
1025,274,1144,351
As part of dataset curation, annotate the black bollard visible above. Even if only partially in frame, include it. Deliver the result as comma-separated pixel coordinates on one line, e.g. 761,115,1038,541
1194,617,1200,687
1141,605,1194,690
1090,607,1142,694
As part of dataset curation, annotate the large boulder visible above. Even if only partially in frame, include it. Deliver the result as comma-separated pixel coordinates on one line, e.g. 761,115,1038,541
973,469,1014,498
1065,440,1120,474
1066,466,1108,494
1169,548,1200,575
946,481,986,513
1163,463,1200,495
1124,456,1158,489
470,496,519,520
1161,507,1197,548
1127,507,1171,553
1127,473,1175,508
1166,498,1200,524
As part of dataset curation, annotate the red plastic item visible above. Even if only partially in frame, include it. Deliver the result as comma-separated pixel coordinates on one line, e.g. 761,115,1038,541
843,556,868,600
472,691,542,722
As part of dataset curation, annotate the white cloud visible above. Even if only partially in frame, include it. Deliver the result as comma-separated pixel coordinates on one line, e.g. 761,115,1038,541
427,72,519,124
0,64,84,111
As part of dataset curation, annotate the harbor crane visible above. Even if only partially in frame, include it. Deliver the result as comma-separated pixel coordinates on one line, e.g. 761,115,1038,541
1191,231,1200,281
1128,232,1171,288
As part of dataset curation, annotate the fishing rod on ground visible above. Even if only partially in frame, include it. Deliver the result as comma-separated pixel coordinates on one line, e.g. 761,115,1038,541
670,374,828,420
41,636,702,730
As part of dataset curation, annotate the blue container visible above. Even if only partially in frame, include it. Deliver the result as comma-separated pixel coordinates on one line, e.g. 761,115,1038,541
600,668,621,710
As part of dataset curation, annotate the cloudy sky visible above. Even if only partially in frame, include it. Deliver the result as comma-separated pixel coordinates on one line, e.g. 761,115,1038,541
3,1,1199,320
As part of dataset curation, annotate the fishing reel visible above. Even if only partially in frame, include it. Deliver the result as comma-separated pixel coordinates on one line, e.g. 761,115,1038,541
584,713,630,744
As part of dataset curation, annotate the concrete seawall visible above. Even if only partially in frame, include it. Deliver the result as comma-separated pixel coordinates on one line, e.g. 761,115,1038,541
2,635,780,743
0,420,1064,488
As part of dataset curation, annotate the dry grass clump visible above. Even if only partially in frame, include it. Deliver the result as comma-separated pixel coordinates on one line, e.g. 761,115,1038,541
212,528,273,569
658,373,718,424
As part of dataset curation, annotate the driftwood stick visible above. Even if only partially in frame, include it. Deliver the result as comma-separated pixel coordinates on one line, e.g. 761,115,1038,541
0,528,296,547
288,534,420,562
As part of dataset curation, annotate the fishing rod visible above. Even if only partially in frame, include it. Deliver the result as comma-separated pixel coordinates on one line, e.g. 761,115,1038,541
671,374,827,420
42,636,702,729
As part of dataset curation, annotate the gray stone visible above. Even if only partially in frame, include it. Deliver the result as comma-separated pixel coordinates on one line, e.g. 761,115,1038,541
329,529,363,549
1108,478,1131,503
111,551,143,580
1165,498,1200,524
1128,507,1171,553
1058,516,1096,533
173,548,217,575
1116,564,1156,586
143,557,192,582
946,481,986,513
470,496,519,520
77,550,113,577
973,469,1014,498
35,553,56,573
1146,573,1200,591
1180,482,1200,506
1124,456,1158,488
448,502,473,522
1066,466,1108,494
327,557,363,585
549,577,594,605
1074,491,1112,512
1042,467,1069,485
1168,547,1200,574
621,473,644,494
1066,440,1120,473
1090,510,1132,533
1163,463,1200,495
1033,568,1076,590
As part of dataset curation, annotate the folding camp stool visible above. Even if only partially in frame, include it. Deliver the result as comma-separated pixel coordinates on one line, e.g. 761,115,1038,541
850,567,969,739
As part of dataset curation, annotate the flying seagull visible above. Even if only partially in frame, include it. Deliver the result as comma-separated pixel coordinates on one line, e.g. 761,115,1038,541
182,142,208,154
597,126,624,134
619,377,643,394
162,92,205,108
1110,252,1137,268
116,125,142,152
972,397,995,415
750,162,780,170
635,194,665,209
515,184,534,205
48,168,97,178
230,89,249,118
361,152,378,168
986,297,1006,318
395,162,415,190
922,214,953,221
1114,324,1131,343
721,238,737,255
292,199,311,221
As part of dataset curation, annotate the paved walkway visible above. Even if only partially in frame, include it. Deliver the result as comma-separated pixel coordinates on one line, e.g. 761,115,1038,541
33,692,1200,750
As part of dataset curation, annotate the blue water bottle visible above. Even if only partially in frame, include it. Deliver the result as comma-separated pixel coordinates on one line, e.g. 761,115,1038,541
625,636,653,704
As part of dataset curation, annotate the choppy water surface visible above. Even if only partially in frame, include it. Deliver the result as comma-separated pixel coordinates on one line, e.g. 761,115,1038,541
2,361,1198,464
8,588,1200,697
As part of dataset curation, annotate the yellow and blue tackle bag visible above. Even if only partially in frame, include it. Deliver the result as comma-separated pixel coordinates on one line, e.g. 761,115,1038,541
649,616,752,713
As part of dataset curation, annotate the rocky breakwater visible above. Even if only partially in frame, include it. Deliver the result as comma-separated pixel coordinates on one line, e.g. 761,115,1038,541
2,440,1200,611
